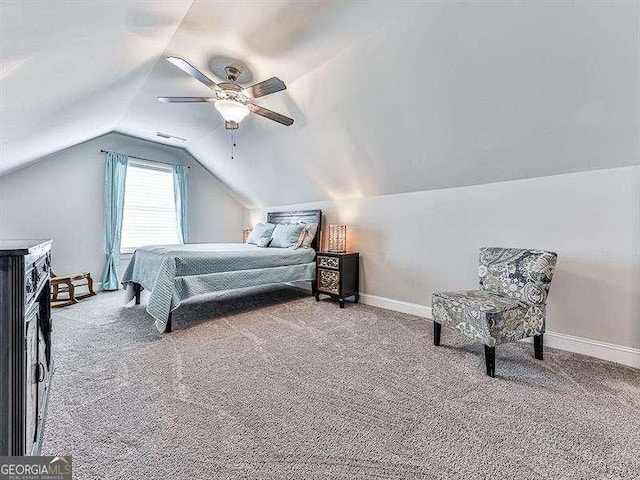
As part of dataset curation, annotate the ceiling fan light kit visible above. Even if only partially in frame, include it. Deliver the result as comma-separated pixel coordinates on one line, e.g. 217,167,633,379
214,99,250,123
159,56,293,129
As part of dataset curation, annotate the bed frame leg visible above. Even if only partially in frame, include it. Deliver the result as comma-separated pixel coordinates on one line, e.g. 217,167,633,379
133,282,141,305
164,312,172,333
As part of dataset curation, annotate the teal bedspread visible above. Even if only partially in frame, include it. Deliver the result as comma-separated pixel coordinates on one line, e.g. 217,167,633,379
121,243,316,331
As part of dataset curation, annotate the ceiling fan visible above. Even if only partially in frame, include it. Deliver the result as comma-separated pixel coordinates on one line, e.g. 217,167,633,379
158,57,293,130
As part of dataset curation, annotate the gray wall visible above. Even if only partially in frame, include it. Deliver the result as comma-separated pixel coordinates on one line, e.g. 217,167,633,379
0,132,245,280
249,166,640,350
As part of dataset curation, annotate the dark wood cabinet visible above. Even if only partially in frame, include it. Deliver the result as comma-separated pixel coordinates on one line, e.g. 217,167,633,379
314,252,359,308
0,240,53,456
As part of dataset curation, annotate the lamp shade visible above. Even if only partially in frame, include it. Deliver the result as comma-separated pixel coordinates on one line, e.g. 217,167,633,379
214,100,250,123
327,224,347,253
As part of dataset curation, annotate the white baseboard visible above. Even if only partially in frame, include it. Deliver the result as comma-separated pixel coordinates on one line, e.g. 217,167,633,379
520,332,640,369
358,293,432,318
357,293,640,369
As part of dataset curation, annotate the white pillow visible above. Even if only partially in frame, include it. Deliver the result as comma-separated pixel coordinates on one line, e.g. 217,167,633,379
246,223,275,245
293,223,318,249
257,237,271,248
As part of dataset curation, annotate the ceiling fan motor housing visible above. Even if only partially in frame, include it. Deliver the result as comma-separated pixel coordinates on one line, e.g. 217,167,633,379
225,66,242,82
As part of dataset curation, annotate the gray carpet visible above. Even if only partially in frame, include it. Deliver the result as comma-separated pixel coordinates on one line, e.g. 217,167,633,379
42,287,640,479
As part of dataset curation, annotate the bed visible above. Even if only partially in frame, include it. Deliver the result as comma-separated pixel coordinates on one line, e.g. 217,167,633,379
121,210,322,333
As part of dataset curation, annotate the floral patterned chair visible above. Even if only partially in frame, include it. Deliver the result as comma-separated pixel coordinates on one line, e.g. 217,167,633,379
431,247,558,377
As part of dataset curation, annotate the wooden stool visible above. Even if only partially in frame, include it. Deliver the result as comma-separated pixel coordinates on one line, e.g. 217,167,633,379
51,271,96,308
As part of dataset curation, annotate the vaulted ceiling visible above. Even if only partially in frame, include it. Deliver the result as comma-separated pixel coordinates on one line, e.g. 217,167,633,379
2,1,638,207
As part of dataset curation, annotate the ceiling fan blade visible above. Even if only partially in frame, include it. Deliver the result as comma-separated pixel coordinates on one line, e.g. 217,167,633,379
157,97,216,103
243,77,286,98
166,56,221,91
248,104,294,126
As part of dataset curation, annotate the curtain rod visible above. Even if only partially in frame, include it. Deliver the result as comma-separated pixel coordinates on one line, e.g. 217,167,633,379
100,150,189,169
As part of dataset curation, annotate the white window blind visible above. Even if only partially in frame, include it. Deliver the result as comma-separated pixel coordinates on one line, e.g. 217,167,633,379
121,163,180,251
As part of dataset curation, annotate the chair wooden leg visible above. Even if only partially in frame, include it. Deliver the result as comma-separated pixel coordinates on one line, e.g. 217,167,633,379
66,281,78,305
433,321,442,346
534,334,544,360
86,275,96,296
52,284,59,301
484,345,496,378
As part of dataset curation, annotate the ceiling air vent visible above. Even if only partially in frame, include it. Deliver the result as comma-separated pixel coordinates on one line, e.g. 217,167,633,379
156,132,186,142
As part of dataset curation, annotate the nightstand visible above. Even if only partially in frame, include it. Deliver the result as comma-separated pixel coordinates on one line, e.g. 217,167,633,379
314,252,360,308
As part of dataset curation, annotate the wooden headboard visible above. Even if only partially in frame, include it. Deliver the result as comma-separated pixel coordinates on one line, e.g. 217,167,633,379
266,209,322,250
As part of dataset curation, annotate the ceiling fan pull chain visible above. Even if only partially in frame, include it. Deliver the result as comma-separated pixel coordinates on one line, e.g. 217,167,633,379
231,129,236,160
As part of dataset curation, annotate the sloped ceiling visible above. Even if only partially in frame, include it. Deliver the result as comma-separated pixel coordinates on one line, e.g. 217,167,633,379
2,1,638,207
0,0,193,172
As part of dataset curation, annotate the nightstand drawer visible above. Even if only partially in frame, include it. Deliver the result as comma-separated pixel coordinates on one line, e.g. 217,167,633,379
317,256,339,270
318,268,340,294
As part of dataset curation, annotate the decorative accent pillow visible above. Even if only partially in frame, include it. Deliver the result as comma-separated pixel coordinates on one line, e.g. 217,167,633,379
257,237,271,248
246,223,276,245
269,223,306,248
293,223,318,249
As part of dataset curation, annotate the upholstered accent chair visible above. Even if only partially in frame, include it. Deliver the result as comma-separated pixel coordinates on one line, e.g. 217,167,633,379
431,247,558,377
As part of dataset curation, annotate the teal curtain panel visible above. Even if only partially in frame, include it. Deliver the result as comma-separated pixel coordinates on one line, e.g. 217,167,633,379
101,151,128,290
173,164,189,244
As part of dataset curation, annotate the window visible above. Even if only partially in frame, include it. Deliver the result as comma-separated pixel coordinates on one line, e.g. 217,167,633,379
121,163,180,252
